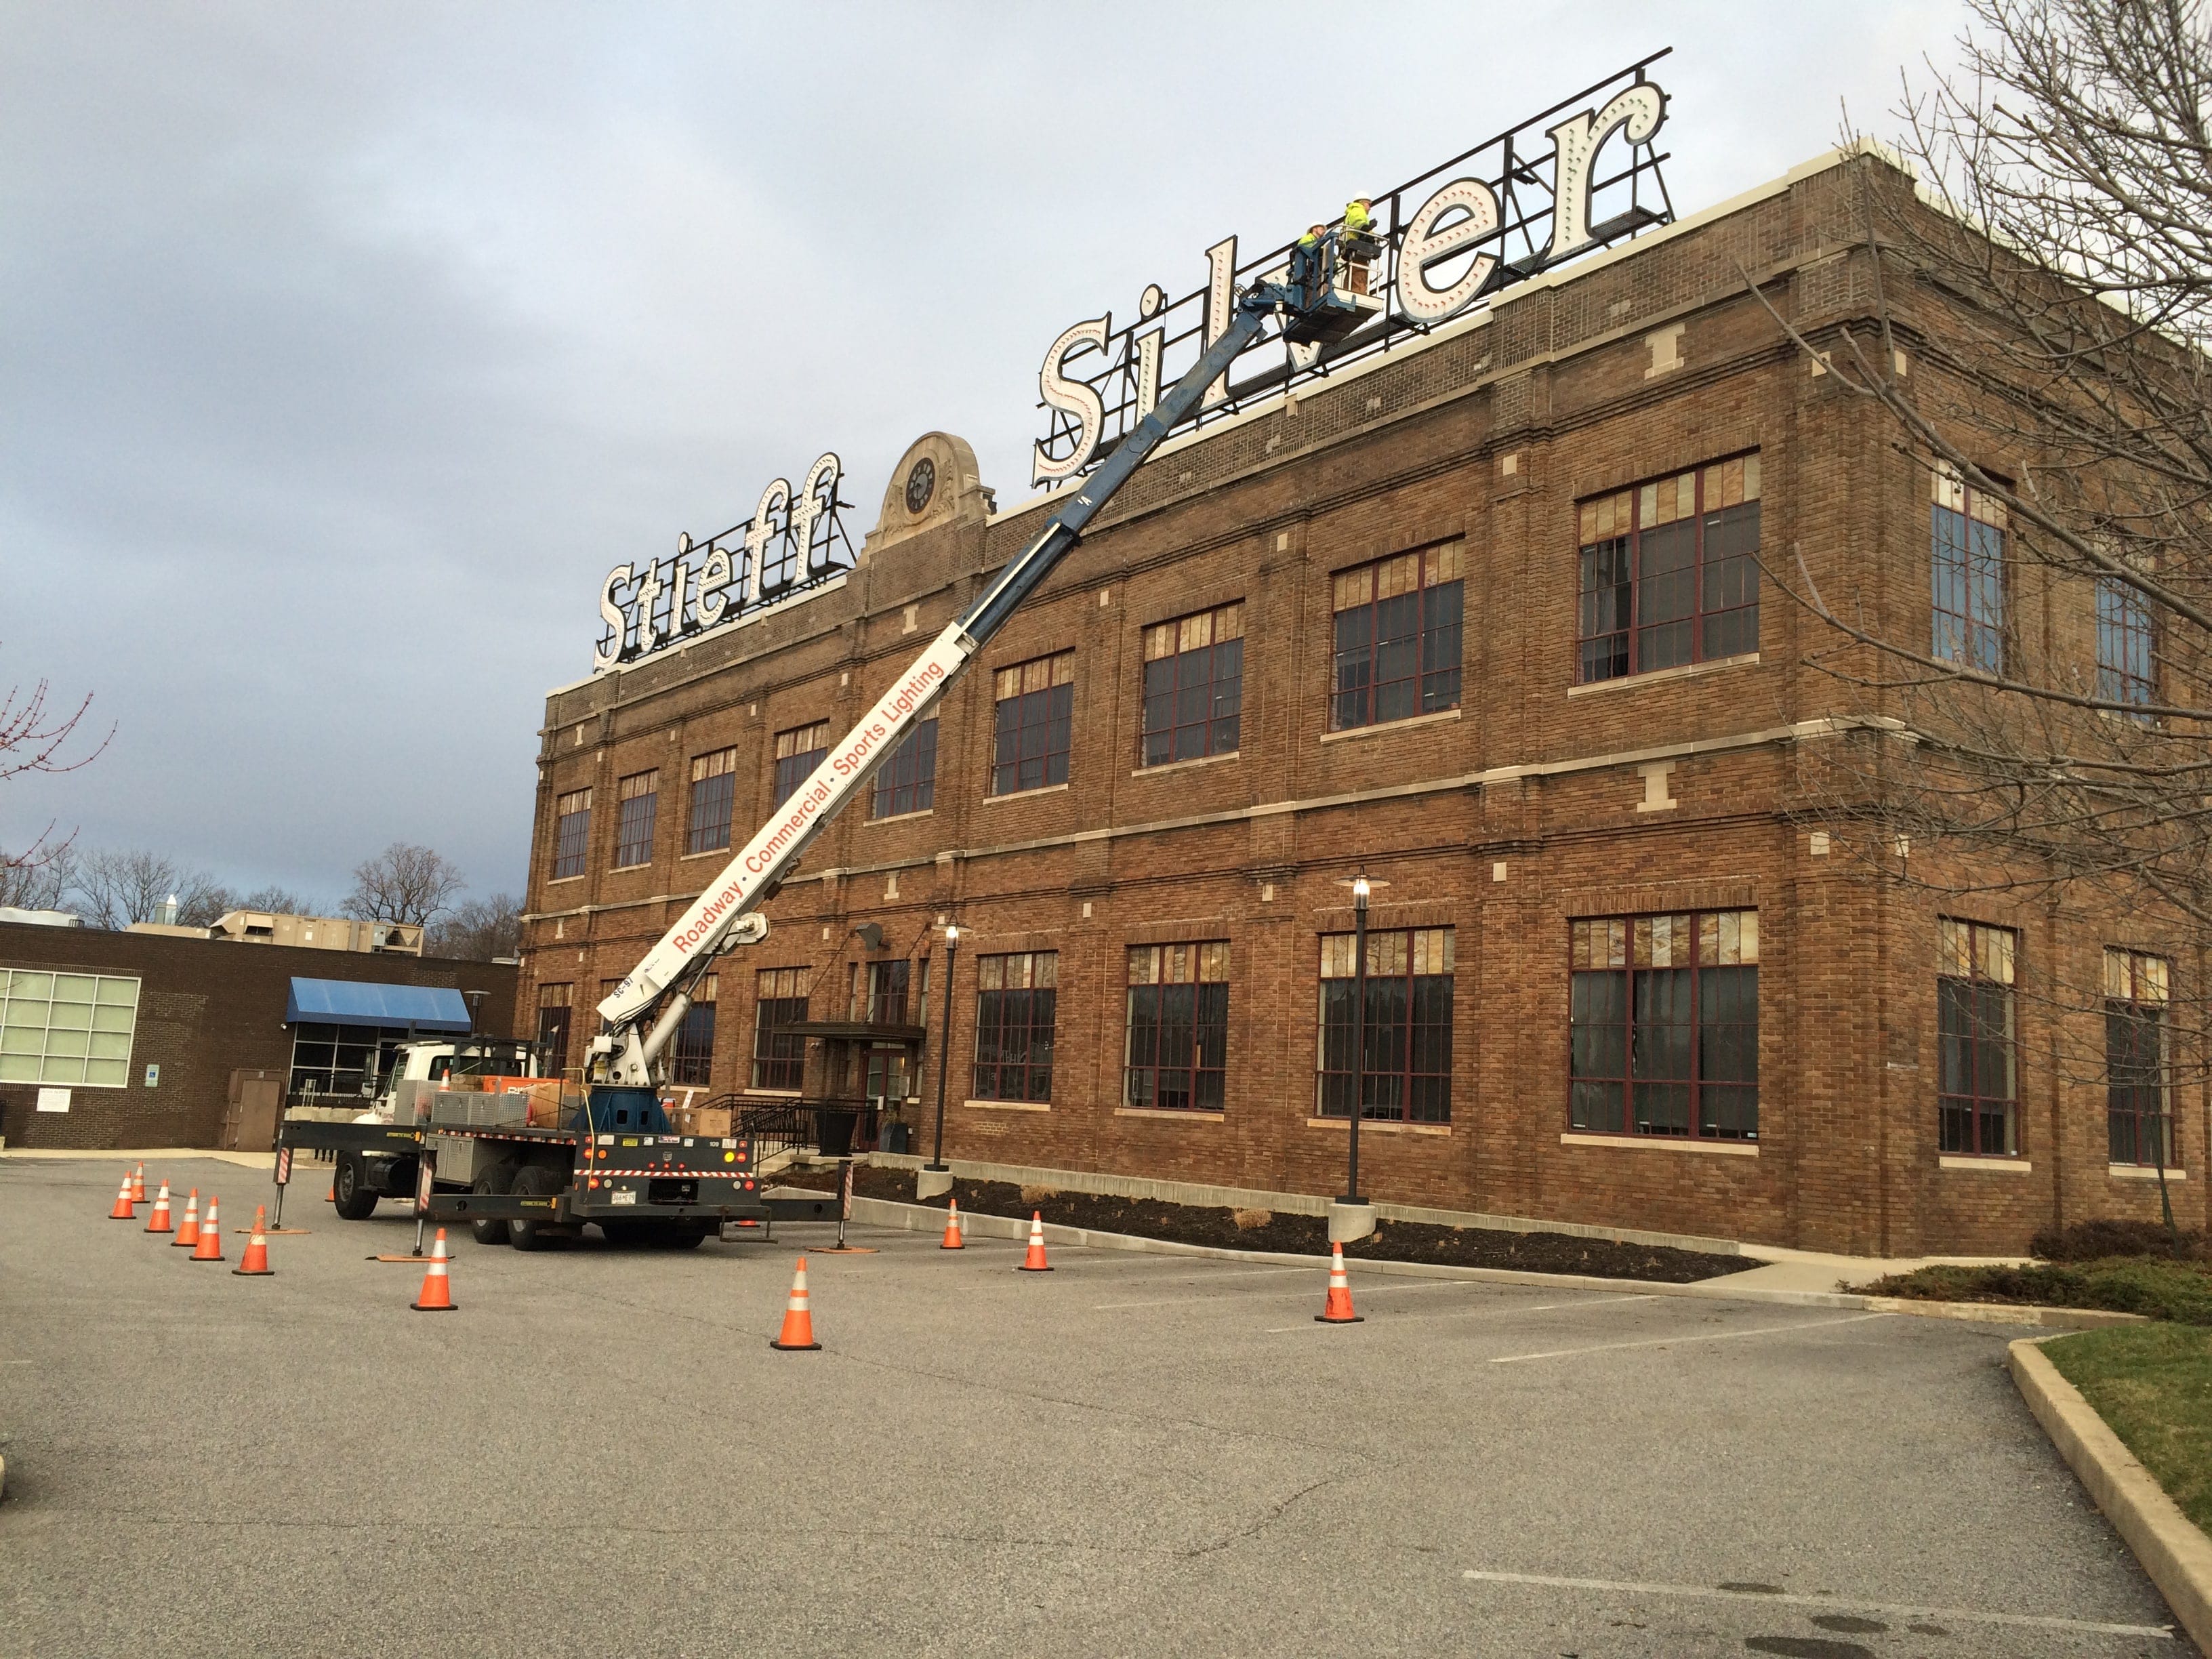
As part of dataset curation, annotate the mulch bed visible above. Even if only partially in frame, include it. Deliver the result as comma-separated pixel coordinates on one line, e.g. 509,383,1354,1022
777,1163,1752,1284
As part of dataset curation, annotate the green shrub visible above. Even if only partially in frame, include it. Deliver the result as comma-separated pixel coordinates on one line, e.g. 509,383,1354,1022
1854,1257,2212,1324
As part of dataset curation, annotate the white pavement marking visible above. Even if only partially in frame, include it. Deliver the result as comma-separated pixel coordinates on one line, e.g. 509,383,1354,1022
1458,1569,2175,1639
1264,1292,1660,1334
1489,1311,1892,1364
1091,1267,1347,1308
1103,1277,1477,1313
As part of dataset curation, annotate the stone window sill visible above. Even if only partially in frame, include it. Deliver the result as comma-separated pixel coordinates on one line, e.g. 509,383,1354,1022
1131,750,1238,779
1115,1107,1225,1122
964,1097,1050,1112
1558,1131,1758,1158
1939,1155,2032,1174
1320,707,1461,745
1305,1116,1451,1137
742,1088,800,1099
546,874,586,886
2110,1164,2186,1181
982,783,1070,804
1567,651,1761,699
680,846,733,861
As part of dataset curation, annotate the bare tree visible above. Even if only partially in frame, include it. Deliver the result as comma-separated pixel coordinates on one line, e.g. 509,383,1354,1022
1744,0,2212,1227
70,847,230,930
0,646,110,904
426,893,522,960
203,884,319,918
344,842,466,926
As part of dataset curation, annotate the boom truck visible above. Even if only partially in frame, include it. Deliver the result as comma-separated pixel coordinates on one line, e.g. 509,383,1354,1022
281,227,1374,1251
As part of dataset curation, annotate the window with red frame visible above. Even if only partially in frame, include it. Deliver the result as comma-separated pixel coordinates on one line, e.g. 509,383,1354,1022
991,654,1073,795
750,966,808,1092
1578,454,1760,683
1124,942,1229,1111
1938,918,2018,1156
1315,928,1453,1122
1570,912,1759,1141
2106,947,2173,1168
551,788,591,880
612,770,657,868
772,722,830,808
1141,603,1243,765
668,974,716,1087
1331,544,1462,730
974,950,1057,1101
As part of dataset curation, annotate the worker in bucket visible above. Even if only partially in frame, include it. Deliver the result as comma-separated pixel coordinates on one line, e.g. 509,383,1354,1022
1289,222,1332,297
1340,197,1380,294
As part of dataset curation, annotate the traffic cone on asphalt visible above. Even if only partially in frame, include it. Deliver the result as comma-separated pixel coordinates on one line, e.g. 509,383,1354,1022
107,1173,136,1220
171,1189,200,1248
1315,1242,1363,1324
410,1229,457,1312
145,1179,173,1234
1017,1210,1052,1272
190,1197,225,1262
232,1206,274,1276
130,1164,148,1204
939,1198,965,1250
325,1181,334,1204
769,1256,821,1351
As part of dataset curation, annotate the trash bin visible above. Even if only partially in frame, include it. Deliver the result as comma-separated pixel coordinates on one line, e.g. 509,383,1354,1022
880,1121,912,1155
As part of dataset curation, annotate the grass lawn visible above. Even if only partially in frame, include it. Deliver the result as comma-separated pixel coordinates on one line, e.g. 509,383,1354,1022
1851,1258,2212,1324
2044,1324,2212,1534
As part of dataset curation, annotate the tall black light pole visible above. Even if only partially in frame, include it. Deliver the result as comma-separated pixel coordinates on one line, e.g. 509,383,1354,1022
1343,872,1370,1205
927,924,958,1172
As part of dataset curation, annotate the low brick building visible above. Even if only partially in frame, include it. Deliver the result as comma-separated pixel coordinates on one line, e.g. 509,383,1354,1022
0,921,515,1149
516,144,2200,1256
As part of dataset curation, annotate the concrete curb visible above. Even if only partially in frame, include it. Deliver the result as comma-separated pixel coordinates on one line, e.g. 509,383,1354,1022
782,1189,2141,1329
2010,1337,2209,1653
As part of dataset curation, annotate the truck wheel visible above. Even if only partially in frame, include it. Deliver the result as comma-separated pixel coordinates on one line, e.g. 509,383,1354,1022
660,1225,710,1250
470,1166,516,1246
332,1153,378,1220
507,1163,565,1252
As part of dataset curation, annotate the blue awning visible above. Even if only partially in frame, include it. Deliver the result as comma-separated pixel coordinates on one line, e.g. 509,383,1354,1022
285,978,472,1033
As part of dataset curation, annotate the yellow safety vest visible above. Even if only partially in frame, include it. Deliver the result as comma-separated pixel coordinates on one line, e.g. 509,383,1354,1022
1343,202,1376,237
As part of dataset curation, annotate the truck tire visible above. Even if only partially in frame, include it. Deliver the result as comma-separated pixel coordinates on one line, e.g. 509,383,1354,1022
658,1223,710,1250
470,1166,516,1246
332,1153,378,1220
507,1162,566,1252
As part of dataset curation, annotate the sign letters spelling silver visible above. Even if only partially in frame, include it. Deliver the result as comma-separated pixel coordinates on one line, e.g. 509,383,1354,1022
594,452,851,672
1033,56,1673,487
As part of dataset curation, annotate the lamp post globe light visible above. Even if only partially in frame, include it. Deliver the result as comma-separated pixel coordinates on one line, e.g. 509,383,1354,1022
919,923,958,1200
1344,872,1370,1206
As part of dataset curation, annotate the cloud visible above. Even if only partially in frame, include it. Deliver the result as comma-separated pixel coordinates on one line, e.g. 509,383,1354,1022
0,0,1967,901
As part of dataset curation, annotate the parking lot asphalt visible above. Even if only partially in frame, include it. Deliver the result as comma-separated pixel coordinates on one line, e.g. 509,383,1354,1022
0,1155,2190,1658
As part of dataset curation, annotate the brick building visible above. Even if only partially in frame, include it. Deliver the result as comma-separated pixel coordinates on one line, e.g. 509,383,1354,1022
518,144,2200,1256
0,920,516,1149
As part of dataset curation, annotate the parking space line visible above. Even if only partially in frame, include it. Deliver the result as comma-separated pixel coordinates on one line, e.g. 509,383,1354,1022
1101,1277,1482,1313
1458,1569,2175,1639
1263,1291,1658,1333
1489,1311,1891,1364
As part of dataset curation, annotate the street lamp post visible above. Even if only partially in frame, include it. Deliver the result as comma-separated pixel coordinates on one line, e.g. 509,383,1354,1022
1343,872,1370,1205
927,924,958,1172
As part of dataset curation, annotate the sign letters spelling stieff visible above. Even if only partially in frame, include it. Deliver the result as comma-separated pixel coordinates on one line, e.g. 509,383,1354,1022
1032,55,1673,487
593,452,853,672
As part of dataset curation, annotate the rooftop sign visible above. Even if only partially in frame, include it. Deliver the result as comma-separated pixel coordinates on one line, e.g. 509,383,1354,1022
593,453,855,672
1031,53,1674,487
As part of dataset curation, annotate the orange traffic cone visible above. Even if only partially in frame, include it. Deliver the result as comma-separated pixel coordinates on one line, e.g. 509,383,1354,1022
232,1206,274,1276
145,1179,173,1234
190,1197,225,1262
130,1164,148,1204
171,1189,201,1247
1017,1210,1052,1272
325,1181,335,1204
769,1256,821,1350
107,1172,136,1220
411,1229,457,1311
939,1197,965,1250
1315,1242,1363,1324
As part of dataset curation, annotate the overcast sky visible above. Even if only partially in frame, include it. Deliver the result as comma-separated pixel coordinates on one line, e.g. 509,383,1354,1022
1,1,1970,913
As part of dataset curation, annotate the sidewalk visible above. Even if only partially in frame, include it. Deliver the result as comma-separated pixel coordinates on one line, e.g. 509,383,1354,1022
0,1145,284,1172
1730,1242,2033,1295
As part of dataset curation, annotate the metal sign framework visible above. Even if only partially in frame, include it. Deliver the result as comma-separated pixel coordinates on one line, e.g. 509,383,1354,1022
1032,51,1675,486
594,457,858,671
